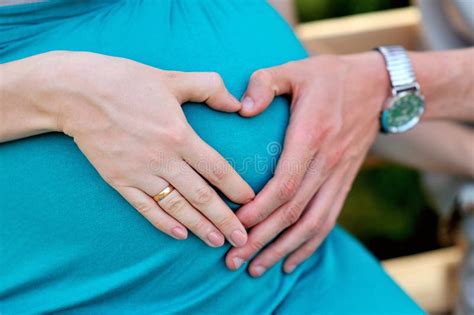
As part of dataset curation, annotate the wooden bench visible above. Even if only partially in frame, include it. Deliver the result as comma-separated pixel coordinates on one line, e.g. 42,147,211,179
296,6,422,54
295,7,463,314
383,246,463,313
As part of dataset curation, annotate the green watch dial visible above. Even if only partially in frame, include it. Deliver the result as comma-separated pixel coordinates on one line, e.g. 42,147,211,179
381,92,425,133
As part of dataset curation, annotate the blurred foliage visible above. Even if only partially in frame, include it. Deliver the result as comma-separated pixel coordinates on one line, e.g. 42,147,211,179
296,0,410,22
338,165,440,259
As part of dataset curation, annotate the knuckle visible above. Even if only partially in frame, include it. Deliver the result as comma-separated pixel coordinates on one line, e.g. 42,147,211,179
307,132,323,150
277,176,299,201
135,201,154,216
310,125,330,146
246,209,268,226
189,218,208,232
216,214,237,230
307,158,322,175
210,163,228,182
192,186,214,206
163,194,187,215
249,238,266,252
161,123,189,147
268,247,286,261
162,164,181,181
307,218,325,237
327,147,345,169
251,69,272,85
207,72,224,89
281,202,303,226
103,170,125,186
303,225,317,240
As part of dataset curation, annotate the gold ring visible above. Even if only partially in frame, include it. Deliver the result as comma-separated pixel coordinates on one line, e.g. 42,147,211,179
153,185,174,202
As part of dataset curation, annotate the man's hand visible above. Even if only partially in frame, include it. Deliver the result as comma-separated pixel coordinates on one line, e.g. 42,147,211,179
226,52,389,276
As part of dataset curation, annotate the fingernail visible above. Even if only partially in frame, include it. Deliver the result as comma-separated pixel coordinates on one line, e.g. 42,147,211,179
171,227,187,240
207,231,224,247
285,264,296,273
252,265,266,277
230,229,247,247
232,257,244,269
242,96,254,112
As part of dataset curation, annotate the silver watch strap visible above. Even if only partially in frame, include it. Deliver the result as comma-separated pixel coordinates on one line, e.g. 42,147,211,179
376,46,419,95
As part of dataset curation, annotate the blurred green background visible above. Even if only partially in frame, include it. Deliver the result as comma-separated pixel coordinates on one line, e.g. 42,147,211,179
338,165,440,259
297,0,410,22
295,0,442,260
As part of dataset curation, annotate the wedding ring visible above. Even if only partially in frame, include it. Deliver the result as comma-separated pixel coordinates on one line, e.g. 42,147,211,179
153,185,174,202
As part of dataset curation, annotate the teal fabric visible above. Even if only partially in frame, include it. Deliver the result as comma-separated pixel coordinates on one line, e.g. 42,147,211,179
0,1,424,314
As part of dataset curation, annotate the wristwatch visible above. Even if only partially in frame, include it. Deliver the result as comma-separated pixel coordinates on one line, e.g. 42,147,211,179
375,45,425,133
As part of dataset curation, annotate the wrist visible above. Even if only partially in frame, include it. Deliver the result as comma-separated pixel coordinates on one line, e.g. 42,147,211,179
5,51,72,133
341,51,392,113
362,51,392,110
23,50,99,136
0,52,69,141
38,50,82,134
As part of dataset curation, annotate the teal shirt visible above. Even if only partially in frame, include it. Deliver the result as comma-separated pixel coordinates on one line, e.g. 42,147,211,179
0,1,424,314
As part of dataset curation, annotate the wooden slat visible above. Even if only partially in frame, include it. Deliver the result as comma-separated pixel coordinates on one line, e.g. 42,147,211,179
296,7,422,54
382,246,463,313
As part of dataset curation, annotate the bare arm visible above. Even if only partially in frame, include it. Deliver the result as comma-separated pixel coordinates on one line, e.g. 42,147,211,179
373,121,474,178
410,48,474,121
0,53,60,142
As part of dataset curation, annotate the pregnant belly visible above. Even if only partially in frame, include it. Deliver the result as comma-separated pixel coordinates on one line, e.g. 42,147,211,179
0,1,307,312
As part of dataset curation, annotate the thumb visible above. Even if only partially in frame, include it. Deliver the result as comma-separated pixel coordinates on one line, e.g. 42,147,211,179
240,65,293,117
170,71,241,112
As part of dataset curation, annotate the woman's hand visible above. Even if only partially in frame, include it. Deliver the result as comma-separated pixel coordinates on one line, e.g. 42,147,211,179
225,52,389,275
4,51,254,248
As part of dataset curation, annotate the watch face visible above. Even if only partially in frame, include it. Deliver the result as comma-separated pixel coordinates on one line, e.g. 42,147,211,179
381,92,425,133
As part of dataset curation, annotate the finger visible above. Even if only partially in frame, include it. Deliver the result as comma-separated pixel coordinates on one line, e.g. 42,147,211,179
226,163,326,270
158,187,226,247
137,175,225,247
117,186,188,240
283,233,325,273
236,122,319,228
247,162,351,277
226,156,326,270
226,205,294,271
239,64,294,117
182,131,255,204
168,71,241,112
161,160,248,247
282,196,343,274
284,157,364,273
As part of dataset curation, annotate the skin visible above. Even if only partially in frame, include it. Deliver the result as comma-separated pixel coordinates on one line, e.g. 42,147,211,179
0,51,255,248
225,48,474,276
373,121,474,178
2,45,473,278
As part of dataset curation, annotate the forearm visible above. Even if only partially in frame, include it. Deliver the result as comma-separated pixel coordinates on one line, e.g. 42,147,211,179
0,52,63,142
410,48,474,121
372,121,474,178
